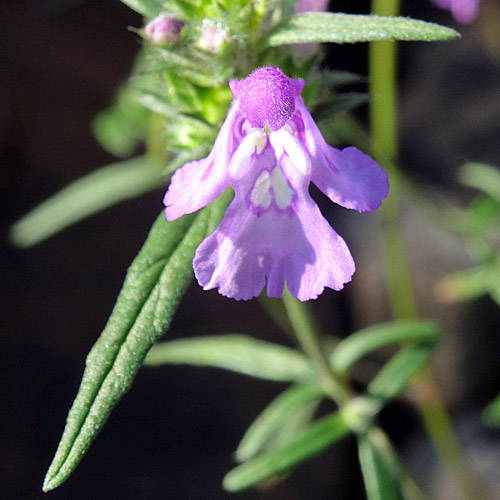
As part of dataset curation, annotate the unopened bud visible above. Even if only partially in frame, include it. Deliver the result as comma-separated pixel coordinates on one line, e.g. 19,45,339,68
198,20,228,54
144,14,184,46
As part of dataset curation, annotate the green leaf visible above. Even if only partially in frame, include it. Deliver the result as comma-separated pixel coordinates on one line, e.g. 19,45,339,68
236,384,323,462
120,0,162,17
145,335,315,383
43,193,230,492
319,70,366,88
145,57,226,87
358,428,405,500
367,343,436,402
10,157,164,248
137,92,181,118
462,196,500,236
268,13,459,46
330,320,440,376
435,266,491,304
483,394,500,427
91,50,150,157
92,92,149,158
223,411,351,492
459,163,500,203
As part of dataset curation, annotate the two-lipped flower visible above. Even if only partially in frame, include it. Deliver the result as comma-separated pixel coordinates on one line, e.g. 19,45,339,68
164,67,389,301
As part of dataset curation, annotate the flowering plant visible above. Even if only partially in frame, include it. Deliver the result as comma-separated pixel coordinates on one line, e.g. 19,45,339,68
11,0,500,499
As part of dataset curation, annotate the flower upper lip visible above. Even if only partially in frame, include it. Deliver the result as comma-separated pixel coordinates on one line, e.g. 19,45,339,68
229,67,305,131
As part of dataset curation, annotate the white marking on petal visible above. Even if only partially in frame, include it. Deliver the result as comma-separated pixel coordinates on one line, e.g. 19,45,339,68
229,130,267,179
270,129,311,175
250,171,272,209
254,131,267,154
271,167,294,209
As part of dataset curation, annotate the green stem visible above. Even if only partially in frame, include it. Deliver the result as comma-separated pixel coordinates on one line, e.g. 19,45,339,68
281,289,352,405
370,0,417,320
370,2,489,499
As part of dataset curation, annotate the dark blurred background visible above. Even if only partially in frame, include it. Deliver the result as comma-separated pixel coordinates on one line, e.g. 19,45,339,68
2,1,500,499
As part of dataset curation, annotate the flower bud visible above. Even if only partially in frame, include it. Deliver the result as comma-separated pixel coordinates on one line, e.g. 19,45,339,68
198,20,228,54
144,14,184,46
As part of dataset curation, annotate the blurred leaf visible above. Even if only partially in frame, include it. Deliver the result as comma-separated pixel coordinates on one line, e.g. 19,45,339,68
358,428,405,500
121,0,162,17
137,92,180,118
268,397,321,455
43,192,231,492
367,343,437,402
145,335,315,383
319,70,366,88
435,265,491,304
91,51,150,157
483,394,500,427
330,320,440,376
223,411,351,492
236,384,323,462
461,196,500,236
92,93,149,158
268,13,459,46
10,157,164,248
312,93,371,122
145,57,226,87
459,163,500,203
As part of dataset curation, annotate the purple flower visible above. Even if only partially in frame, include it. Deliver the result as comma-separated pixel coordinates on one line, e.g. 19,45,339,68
295,0,329,14
430,0,480,23
164,67,388,301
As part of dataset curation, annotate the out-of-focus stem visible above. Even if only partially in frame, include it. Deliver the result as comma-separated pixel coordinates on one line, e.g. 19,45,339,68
370,2,489,499
370,0,417,320
281,289,352,405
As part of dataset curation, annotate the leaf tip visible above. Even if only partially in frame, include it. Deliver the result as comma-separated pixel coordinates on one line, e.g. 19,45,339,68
43,464,65,493
222,472,237,492
42,477,55,493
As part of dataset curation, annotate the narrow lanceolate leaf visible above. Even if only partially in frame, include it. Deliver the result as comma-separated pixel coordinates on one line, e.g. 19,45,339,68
367,343,437,402
358,428,405,500
145,335,315,383
10,157,164,248
330,320,440,376
43,193,230,492
268,13,459,46
224,412,351,492
236,384,323,462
